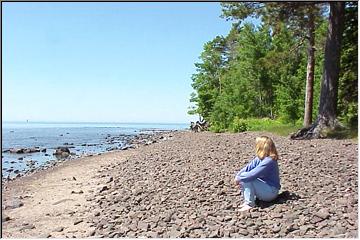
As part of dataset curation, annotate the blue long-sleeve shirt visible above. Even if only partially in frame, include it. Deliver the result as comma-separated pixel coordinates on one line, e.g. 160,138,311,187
235,156,281,190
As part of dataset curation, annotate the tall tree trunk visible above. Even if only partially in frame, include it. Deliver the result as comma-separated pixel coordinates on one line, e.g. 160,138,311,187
303,10,316,127
318,2,345,122
291,2,345,139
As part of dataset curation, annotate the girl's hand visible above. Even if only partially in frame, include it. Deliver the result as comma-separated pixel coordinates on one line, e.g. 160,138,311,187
235,179,242,190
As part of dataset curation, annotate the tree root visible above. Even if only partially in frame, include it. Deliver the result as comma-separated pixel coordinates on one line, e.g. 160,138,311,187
290,116,345,140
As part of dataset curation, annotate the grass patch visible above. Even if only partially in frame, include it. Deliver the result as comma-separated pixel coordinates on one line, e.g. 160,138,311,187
257,124,302,136
230,118,301,136
211,117,358,139
325,127,358,140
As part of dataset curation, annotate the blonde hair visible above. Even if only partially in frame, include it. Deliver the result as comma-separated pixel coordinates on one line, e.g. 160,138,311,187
255,136,278,160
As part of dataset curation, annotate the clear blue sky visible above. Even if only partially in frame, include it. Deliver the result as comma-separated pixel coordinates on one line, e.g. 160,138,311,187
3,2,233,123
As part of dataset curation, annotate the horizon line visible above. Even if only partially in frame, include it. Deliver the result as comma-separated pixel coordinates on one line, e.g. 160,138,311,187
2,120,190,125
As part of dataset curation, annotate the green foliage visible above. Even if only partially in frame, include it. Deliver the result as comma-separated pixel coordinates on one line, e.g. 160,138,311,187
209,123,226,133
208,23,276,128
189,3,357,135
221,2,264,22
230,118,302,136
271,22,307,124
338,2,358,128
189,36,227,119
231,117,249,132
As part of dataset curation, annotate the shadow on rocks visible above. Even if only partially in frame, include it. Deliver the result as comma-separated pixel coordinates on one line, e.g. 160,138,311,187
256,191,301,209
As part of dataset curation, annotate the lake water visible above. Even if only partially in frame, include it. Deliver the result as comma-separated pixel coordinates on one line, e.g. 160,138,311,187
2,121,188,178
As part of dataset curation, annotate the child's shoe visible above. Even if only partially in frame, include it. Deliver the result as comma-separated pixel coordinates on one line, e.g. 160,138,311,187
239,204,253,212
239,202,247,208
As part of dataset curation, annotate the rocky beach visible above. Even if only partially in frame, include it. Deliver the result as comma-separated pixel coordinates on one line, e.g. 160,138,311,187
2,122,186,180
2,131,358,238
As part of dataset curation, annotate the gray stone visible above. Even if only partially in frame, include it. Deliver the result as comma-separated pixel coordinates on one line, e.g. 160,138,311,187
119,226,130,234
146,231,158,238
53,147,70,155
169,228,181,238
238,229,248,236
208,230,219,238
20,224,36,230
272,226,281,233
5,200,24,209
299,225,312,234
137,221,149,231
314,209,330,220
53,226,64,232
332,225,347,235
310,215,323,224
163,212,173,223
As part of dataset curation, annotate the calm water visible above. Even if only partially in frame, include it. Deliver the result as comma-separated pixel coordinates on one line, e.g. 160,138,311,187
2,121,188,178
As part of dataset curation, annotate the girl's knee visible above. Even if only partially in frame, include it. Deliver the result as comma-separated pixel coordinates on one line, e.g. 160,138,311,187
241,181,251,186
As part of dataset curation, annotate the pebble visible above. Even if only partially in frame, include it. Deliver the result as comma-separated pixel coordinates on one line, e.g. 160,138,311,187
272,226,281,233
53,226,64,232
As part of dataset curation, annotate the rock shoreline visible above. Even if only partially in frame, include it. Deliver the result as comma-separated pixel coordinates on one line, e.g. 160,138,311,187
2,130,177,182
2,131,358,238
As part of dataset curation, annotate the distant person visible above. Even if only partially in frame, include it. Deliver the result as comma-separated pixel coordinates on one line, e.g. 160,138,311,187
234,136,280,211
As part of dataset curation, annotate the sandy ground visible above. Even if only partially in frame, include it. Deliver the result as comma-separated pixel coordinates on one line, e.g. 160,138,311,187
2,149,138,238
2,131,358,238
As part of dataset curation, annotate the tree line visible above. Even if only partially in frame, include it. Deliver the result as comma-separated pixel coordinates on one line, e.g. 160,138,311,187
188,2,357,138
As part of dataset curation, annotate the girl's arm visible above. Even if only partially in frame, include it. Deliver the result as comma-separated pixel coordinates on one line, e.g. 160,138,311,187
238,157,273,182
235,157,259,182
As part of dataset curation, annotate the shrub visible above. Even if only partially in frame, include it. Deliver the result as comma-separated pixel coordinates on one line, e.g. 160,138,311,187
231,117,249,132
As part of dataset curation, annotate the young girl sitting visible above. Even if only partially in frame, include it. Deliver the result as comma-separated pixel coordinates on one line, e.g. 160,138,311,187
235,136,281,211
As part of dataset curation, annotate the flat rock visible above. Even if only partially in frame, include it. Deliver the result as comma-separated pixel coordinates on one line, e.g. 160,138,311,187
314,209,330,220
169,228,181,238
137,221,149,231
238,229,249,236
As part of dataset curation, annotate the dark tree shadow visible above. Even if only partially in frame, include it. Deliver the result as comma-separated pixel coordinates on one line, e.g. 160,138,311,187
255,191,301,209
